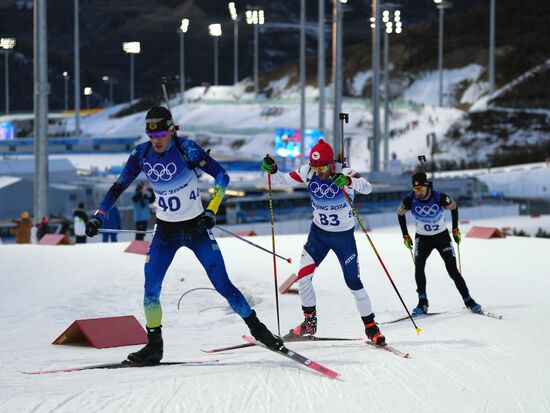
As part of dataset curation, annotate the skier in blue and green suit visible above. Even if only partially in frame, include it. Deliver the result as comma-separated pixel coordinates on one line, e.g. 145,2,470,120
86,106,283,364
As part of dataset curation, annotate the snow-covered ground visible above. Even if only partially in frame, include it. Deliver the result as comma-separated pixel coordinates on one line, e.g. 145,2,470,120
2,215,550,412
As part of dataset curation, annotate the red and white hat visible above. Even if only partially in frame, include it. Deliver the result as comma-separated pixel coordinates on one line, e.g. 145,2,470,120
309,139,334,167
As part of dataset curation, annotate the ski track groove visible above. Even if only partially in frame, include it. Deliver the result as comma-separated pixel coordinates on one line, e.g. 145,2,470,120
481,377,496,413
239,364,259,412
421,345,485,396
159,377,186,411
505,374,527,413
537,365,550,412
48,388,87,412
96,388,130,412
384,355,429,409
292,357,319,410
260,364,280,412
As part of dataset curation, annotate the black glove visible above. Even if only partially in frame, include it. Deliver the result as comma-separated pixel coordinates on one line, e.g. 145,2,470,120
261,154,278,174
85,212,105,237
196,210,216,230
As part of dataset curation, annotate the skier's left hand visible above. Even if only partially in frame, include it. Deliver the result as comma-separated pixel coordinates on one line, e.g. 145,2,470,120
452,228,462,244
331,173,351,188
197,210,216,229
85,211,105,237
261,155,278,174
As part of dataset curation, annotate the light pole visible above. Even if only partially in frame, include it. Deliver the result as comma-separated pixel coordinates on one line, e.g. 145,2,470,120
208,24,222,86
102,76,113,106
332,0,345,154
179,18,189,103
382,9,402,171
84,87,92,109
228,2,239,84
318,0,325,131
62,71,69,110
434,0,452,107
34,0,49,221
246,8,264,99
122,41,141,102
1,38,16,115
489,0,496,94
74,0,80,134
371,0,382,172
299,0,306,164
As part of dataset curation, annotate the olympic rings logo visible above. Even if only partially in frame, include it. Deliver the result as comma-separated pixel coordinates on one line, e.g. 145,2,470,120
143,162,177,182
414,204,440,217
310,181,338,199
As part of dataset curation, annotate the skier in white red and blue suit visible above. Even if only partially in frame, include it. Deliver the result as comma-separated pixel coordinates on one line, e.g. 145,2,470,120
397,171,482,315
262,139,385,346
85,106,283,364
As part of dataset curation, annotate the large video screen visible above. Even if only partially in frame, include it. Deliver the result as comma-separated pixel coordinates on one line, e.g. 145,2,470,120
274,127,325,159
0,122,14,140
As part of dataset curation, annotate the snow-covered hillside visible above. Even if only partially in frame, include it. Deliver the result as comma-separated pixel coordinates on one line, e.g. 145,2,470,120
48,59,546,173
1,218,550,412
72,86,463,173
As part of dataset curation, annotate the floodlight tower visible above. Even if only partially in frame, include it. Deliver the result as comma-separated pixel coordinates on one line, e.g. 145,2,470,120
434,0,452,107
179,19,189,103
208,24,222,85
246,8,265,99
1,38,16,115
382,8,402,170
228,2,240,84
122,41,141,102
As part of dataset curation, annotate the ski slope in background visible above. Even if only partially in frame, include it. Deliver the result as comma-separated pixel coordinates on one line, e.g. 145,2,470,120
1,215,550,412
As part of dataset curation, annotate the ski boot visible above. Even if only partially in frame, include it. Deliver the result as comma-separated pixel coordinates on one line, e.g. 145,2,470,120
412,293,429,316
464,296,482,314
244,310,285,351
127,326,163,365
362,313,386,346
284,306,317,339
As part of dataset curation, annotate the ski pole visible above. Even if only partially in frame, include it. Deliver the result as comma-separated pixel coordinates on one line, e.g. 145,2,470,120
98,228,153,234
409,248,416,265
339,112,348,163
342,191,422,334
457,243,462,274
160,76,172,113
215,226,292,263
267,168,282,337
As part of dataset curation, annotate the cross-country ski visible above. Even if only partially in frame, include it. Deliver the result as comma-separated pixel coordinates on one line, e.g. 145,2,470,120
20,360,220,375
242,335,340,379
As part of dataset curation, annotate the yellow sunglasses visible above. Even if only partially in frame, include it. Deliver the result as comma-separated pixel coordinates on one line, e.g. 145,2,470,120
310,164,329,172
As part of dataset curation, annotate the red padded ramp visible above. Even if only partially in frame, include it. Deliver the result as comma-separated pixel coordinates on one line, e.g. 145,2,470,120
124,240,150,255
39,234,74,245
466,226,506,239
52,315,147,349
279,273,298,294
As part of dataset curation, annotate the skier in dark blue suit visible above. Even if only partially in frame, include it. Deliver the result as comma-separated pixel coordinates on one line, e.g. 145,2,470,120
85,106,283,364
397,172,482,315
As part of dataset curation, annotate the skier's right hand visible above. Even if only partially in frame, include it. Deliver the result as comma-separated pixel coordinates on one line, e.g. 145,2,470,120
403,234,413,250
261,154,278,174
85,211,105,237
